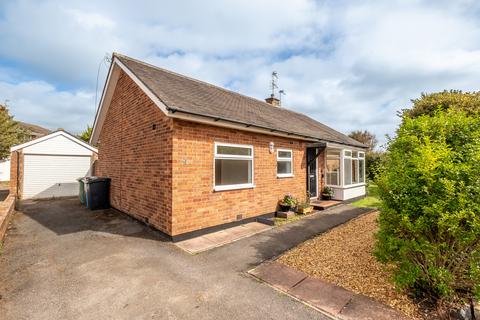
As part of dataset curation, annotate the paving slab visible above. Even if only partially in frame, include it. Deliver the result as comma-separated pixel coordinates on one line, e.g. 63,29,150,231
339,294,408,320
289,276,353,316
250,258,407,319
245,221,273,232
175,235,216,253
202,229,237,243
227,224,257,238
175,222,271,254
249,261,308,292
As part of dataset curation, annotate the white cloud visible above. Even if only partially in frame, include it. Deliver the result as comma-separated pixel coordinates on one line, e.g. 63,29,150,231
66,9,115,31
0,0,480,144
0,80,95,134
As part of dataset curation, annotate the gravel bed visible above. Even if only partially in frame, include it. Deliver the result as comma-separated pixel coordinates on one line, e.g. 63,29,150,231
278,211,424,319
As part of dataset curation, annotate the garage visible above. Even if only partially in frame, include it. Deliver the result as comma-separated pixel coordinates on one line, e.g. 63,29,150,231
10,131,97,200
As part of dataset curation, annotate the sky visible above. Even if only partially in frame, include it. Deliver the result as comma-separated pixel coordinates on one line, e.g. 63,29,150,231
1,0,480,147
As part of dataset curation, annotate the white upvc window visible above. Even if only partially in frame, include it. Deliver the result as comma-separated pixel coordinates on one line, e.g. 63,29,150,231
277,149,293,178
343,150,365,186
214,142,254,191
326,148,365,187
358,152,365,183
326,149,341,186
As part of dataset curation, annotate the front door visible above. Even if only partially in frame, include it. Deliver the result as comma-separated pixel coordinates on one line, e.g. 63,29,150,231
306,148,318,198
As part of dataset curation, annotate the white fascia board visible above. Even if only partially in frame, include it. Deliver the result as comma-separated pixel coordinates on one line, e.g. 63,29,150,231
90,57,170,145
114,58,169,115
326,142,367,151
170,112,319,143
11,131,98,153
90,61,119,145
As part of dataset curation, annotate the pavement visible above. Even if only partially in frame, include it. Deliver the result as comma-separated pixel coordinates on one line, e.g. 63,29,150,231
0,198,371,320
249,261,407,320
176,222,272,254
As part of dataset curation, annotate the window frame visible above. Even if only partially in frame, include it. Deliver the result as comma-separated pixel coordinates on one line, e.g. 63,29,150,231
325,148,366,188
358,153,365,183
276,148,294,178
325,149,341,186
213,142,255,191
342,149,365,187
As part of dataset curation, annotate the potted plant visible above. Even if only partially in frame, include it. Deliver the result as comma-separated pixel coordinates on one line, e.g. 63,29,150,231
322,186,334,200
296,193,313,214
278,194,296,212
297,202,313,214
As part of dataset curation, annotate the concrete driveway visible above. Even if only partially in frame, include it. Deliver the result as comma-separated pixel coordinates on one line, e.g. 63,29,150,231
0,198,370,320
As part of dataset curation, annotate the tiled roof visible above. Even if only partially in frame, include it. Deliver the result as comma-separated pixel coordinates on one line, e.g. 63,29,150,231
115,54,366,148
18,122,51,137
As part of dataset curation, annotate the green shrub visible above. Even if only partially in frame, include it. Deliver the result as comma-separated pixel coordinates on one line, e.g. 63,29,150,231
366,151,384,181
374,110,480,308
404,90,480,118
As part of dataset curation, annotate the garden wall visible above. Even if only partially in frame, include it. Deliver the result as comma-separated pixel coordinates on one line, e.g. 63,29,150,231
0,194,15,243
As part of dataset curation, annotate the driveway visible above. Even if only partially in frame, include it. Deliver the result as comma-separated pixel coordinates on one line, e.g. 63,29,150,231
0,198,370,320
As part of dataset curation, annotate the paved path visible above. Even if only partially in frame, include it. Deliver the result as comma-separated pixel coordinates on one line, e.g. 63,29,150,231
250,261,406,320
0,198,370,320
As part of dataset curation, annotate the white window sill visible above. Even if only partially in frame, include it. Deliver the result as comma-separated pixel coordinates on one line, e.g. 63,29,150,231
277,174,294,178
326,183,366,189
213,184,255,192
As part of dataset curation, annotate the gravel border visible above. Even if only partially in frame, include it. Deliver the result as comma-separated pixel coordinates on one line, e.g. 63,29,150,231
278,211,423,319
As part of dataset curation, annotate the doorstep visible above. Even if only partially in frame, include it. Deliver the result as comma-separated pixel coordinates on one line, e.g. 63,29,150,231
175,222,272,254
311,200,342,210
249,261,407,320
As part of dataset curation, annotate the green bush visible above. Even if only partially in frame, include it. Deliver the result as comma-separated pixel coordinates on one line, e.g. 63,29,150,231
366,151,383,181
374,110,480,308
404,90,480,118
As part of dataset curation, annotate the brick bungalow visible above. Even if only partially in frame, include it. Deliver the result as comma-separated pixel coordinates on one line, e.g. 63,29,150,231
90,53,367,240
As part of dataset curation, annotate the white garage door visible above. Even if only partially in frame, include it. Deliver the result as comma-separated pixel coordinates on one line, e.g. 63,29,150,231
23,155,92,199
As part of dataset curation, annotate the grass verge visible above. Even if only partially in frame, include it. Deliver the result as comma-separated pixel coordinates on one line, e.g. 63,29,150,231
352,183,382,208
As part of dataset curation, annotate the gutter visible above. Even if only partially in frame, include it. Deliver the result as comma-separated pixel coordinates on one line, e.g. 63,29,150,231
166,107,367,149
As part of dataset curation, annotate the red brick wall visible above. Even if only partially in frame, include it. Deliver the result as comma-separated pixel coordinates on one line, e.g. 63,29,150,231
96,71,173,234
9,151,23,199
96,70,327,237
171,119,325,236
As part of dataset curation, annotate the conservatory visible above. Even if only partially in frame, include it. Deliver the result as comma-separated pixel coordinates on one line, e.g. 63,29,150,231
324,148,366,200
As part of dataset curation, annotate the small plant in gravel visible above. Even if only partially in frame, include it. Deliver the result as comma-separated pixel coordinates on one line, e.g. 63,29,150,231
375,109,480,315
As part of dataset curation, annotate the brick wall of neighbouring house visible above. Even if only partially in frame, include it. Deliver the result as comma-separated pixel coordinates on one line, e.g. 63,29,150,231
96,71,174,234
9,151,23,199
171,119,325,236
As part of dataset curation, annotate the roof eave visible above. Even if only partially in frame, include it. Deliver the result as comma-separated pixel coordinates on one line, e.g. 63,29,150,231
168,107,366,148
11,130,98,153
